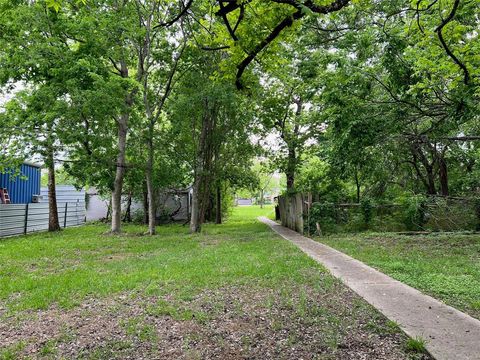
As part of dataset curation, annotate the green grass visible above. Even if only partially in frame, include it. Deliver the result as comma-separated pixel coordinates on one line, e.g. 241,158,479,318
405,337,428,354
0,205,300,313
0,205,427,358
317,232,480,319
0,342,25,360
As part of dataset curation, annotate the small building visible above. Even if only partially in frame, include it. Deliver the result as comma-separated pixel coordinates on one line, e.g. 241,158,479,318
157,189,191,222
0,162,41,204
237,198,253,206
84,187,191,222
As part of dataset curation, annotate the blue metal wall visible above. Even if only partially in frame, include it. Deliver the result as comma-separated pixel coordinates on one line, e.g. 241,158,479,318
0,163,41,204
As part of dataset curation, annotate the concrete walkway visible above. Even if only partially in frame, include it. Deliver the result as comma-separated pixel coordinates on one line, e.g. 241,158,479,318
259,217,480,360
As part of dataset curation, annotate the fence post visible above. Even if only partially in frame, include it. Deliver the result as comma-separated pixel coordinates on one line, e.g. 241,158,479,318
64,203,68,228
307,192,312,236
24,203,29,234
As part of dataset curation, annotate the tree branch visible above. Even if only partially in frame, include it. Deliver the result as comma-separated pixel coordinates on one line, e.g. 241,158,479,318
231,0,350,89
442,136,480,141
236,10,303,89
154,0,193,29
201,45,231,51
218,0,239,40
435,0,470,85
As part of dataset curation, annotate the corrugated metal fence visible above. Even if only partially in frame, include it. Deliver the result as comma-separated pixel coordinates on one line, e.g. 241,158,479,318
40,185,85,203
0,202,85,237
0,186,86,238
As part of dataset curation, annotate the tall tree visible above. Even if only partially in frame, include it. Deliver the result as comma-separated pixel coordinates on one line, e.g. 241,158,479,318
132,0,191,235
0,2,81,231
259,44,325,192
168,51,256,232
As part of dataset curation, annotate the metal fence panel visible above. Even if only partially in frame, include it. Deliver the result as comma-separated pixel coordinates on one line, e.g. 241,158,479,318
0,201,85,238
1,227,25,237
40,186,85,203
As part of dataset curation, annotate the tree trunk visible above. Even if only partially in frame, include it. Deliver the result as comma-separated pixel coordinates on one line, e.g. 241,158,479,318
146,128,156,235
200,180,212,224
216,185,222,224
106,198,112,221
111,115,128,233
142,181,149,225
146,172,156,234
123,192,132,222
110,55,135,233
283,98,302,192
354,166,361,203
199,130,215,224
190,101,215,233
438,156,449,196
286,147,296,192
47,147,60,232
190,125,206,233
426,168,436,195
410,142,437,195
190,177,201,233
260,189,264,209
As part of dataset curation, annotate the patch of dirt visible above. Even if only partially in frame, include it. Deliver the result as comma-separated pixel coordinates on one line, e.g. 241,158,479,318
0,284,430,359
103,254,131,262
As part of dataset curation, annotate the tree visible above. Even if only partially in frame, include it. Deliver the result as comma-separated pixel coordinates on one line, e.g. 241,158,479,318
258,43,326,192
131,0,191,235
3,89,65,231
168,50,256,232
248,161,278,208
0,2,81,231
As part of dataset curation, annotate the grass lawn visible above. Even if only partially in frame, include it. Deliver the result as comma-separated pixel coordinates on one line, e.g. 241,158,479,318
317,232,480,320
0,206,428,359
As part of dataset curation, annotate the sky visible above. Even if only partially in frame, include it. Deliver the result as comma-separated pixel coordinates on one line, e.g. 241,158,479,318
0,82,25,110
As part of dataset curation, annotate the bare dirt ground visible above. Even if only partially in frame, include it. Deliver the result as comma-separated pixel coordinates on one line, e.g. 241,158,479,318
0,283,430,359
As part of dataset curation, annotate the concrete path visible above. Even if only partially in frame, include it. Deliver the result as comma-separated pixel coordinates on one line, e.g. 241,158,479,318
259,217,480,360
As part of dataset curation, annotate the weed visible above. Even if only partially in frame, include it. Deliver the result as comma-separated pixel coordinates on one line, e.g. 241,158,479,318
405,336,427,353
39,339,57,356
0,341,26,360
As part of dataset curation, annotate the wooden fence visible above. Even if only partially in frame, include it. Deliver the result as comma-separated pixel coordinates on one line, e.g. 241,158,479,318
0,201,85,238
277,193,308,234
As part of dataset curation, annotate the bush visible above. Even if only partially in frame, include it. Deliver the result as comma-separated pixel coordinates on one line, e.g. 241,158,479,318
360,197,374,228
305,195,477,234
308,202,337,235
131,209,145,224
474,197,480,231
402,195,427,231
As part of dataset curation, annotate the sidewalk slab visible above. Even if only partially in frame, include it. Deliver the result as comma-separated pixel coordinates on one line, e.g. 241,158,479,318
259,217,480,360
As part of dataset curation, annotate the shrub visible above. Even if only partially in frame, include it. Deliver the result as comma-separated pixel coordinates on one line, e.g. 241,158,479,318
360,197,374,228
474,197,480,231
308,202,337,235
402,195,428,231
131,209,145,224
